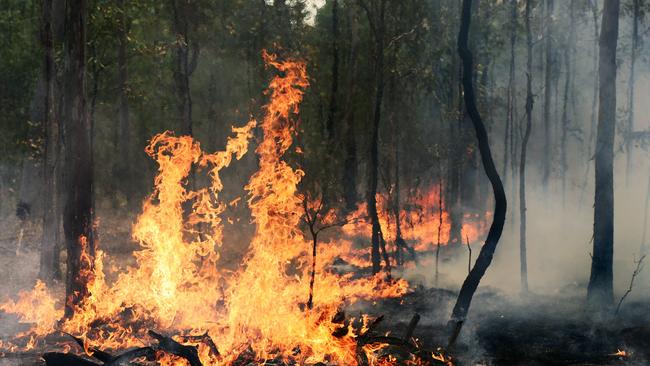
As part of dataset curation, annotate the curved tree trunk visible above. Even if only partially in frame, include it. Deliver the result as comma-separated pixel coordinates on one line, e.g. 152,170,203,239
448,0,507,347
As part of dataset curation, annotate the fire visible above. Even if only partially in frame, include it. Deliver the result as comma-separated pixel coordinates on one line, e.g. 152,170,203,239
0,52,414,365
342,188,490,255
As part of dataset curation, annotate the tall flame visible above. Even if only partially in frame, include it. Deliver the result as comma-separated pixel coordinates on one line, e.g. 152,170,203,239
0,52,409,365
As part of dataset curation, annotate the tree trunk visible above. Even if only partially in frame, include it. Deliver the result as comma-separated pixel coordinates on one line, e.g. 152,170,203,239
519,0,534,295
448,0,507,346
365,0,390,275
560,1,576,206
326,0,339,143
62,0,95,318
170,0,199,136
343,4,359,211
625,0,639,185
39,0,61,284
587,0,620,308
116,0,131,204
542,0,554,192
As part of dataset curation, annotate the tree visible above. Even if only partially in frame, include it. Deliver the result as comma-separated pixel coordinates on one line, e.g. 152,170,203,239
115,0,133,204
39,0,62,284
542,0,554,192
448,0,507,346
519,0,534,294
625,0,641,184
169,0,200,136
588,0,620,308
359,0,391,275
62,0,95,317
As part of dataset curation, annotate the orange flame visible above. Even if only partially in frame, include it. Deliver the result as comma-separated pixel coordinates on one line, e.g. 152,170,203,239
0,52,410,365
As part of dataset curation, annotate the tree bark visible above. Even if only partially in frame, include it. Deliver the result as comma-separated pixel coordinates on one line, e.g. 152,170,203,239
519,0,534,295
62,0,95,318
326,0,339,143
343,4,359,211
587,0,620,308
448,0,507,346
116,0,132,204
542,0,554,192
169,0,199,136
39,0,61,284
362,0,390,275
625,0,640,185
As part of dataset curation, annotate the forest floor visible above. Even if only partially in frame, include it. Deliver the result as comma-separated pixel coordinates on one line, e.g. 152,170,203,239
0,214,649,366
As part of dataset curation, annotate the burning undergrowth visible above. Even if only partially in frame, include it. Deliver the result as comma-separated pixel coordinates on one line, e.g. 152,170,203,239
0,52,455,366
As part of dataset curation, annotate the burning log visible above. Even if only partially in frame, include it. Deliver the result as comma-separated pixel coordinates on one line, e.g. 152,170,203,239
178,332,220,357
104,347,156,366
43,352,101,366
148,330,203,366
64,332,114,362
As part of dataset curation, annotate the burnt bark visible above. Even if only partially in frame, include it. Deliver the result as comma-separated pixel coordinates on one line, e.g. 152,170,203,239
39,0,61,284
169,0,199,136
116,0,132,204
62,0,95,317
326,0,339,143
343,4,359,211
360,0,390,275
448,0,507,346
587,0,620,308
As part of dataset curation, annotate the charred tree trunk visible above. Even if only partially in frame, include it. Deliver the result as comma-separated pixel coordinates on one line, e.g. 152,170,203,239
116,0,132,204
625,0,640,185
170,0,199,136
361,0,390,275
62,0,94,318
39,0,61,284
519,0,534,295
587,0,620,308
343,5,359,211
326,0,339,143
542,0,554,192
448,0,507,346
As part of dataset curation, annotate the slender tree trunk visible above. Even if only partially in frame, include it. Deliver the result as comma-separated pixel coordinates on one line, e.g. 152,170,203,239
448,0,507,347
116,0,131,204
326,0,339,143
366,0,390,274
504,0,517,184
39,0,61,284
587,0,620,308
519,0,534,295
62,0,94,318
579,0,601,207
625,0,639,185
343,4,359,211
542,0,554,192
560,1,575,206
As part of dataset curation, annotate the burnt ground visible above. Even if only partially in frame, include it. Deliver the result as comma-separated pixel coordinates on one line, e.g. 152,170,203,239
1,213,649,366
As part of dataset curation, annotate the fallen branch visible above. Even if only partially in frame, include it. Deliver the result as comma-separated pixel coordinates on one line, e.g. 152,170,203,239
42,352,100,366
148,330,203,366
178,332,220,357
104,347,155,366
404,313,420,342
615,254,646,315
